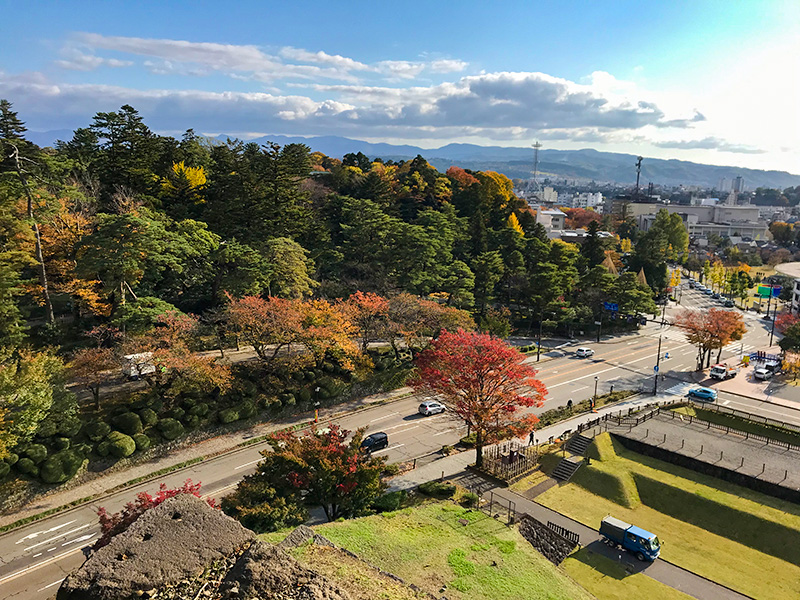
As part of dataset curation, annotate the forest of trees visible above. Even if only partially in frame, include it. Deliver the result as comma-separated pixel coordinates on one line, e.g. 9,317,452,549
0,101,675,490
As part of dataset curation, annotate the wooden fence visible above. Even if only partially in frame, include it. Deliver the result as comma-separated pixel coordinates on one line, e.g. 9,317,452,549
480,440,539,483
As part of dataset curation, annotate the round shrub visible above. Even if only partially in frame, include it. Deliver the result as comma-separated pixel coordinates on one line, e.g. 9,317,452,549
106,431,136,459
157,418,184,441
372,490,406,513
96,440,111,457
460,492,480,508
0,462,10,480
297,388,312,404
52,437,71,452
169,407,186,421
132,433,151,451
284,395,296,407
84,421,111,442
218,408,240,424
5,453,19,466
111,412,143,436
183,415,200,429
304,370,316,382
138,408,158,427
35,420,58,439
322,361,335,373
15,457,39,476
73,443,92,457
268,397,282,411
25,444,48,464
292,370,305,382
181,397,197,410
40,450,84,484
238,400,257,419
57,417,82,438
188,403,209,418
418,481,456,499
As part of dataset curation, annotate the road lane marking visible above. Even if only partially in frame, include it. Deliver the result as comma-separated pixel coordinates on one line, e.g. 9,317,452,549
372,443,404,455
32,552,42,558
572,386,588,392
61,533,96,547
37,579,63,592
433,428,457,436
234,458,263,470
370,412,399,423
203,482,240,498
382,423,420,433
25,523,92,552
16,520,76,544
0,546,84,586
627,341,637,345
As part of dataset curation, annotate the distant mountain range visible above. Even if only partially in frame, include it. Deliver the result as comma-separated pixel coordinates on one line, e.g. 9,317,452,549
27,129,800,190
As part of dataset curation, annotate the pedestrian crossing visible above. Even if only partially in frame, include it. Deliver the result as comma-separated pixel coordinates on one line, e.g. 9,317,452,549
662,382,694,397
722,342,755,355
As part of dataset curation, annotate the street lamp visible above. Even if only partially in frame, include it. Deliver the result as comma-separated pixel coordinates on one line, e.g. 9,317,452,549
592,376,599,412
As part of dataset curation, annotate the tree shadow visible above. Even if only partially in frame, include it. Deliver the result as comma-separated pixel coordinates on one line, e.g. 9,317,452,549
569,543,650,578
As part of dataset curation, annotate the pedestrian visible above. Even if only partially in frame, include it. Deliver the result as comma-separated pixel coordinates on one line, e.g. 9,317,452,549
529,430,535,446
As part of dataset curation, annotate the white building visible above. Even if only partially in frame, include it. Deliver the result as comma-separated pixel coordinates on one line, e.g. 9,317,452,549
536,208,566,230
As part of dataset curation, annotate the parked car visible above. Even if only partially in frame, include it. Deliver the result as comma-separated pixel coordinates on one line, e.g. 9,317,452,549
753,368,774,381
723,299,735,308
360,432,389,452
688,282,696,289
418,400,446,416
704,289,713,296
687,387,717,402
712,292,721,299
600,516,661,562
575,347,595,358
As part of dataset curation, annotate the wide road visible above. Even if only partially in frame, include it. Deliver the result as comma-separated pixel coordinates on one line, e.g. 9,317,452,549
2,306,798,599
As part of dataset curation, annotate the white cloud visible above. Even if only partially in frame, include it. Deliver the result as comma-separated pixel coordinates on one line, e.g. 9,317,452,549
278,46,369,70
375,60,426,80
429,59,469,73
55,48,132,71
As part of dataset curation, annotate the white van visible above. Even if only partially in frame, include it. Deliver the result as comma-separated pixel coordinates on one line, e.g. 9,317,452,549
122,352,156,379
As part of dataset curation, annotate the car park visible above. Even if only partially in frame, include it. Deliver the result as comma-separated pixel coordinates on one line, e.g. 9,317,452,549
687,387,717,402
575,347,595,358
360,432,389,452
418,400,446,416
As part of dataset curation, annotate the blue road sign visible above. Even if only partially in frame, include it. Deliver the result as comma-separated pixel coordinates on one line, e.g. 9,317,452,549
604,302,619,312
653,365,659,372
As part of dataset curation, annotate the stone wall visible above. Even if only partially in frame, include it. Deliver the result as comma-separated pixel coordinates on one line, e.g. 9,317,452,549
518,515,578,565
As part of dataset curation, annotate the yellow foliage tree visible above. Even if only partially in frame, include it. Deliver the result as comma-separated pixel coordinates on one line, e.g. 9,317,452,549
507,212,524,235
619,238,633,253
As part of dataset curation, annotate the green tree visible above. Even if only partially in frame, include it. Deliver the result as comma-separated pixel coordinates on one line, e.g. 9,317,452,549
580,220,607,267
263,237,317,299
610,272,657,315
472,251,504,315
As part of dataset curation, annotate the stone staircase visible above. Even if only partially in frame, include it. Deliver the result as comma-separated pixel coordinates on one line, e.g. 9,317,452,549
551,456,584,482
565,433,593,456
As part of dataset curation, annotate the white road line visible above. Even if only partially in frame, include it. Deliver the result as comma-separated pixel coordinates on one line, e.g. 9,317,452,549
721,400,731,405
382,424,420,434
37,579,63,592
203,482,240,498
372,443,404,454
627,341,637,345
60,533,96,548
572,385,588,392
32,552,42,558
369,412,399,423
16,519,77,544
46,547,56,552
25,523,93,552
0,546,84,585
234,458,262,470
433,428,457,436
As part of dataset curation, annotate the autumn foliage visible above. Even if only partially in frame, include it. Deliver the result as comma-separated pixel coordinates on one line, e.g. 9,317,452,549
95,479,217,550
410,330,546,467
675,308,746,369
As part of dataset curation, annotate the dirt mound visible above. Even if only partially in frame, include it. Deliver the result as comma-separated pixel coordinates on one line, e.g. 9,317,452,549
222,541,350,600
57,494,254,600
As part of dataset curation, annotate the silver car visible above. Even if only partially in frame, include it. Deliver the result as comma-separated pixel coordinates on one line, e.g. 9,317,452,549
419,400,446,416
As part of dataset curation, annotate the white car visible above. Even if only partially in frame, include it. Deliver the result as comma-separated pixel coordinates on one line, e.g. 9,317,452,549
753,368,774,381
575,347,595,358
418,400,446,416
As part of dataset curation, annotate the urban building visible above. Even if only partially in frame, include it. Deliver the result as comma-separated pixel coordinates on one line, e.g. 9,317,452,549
536,208,566,230
733,176,745,193
636,203,768,240
560,191,604,209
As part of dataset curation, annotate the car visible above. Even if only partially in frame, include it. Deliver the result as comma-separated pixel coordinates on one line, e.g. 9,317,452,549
419,400,446,416
575,347,595,358
688,282,696,289
711,292,720,299
687,387,718,402
361,432,389,452
703,289,713,296
753,368,774,381
724,300,735,308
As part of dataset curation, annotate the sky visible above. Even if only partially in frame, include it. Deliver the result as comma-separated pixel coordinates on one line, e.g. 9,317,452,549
1,0,798,173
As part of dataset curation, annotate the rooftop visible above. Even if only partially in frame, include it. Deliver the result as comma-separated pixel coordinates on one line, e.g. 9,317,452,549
775,262,800,279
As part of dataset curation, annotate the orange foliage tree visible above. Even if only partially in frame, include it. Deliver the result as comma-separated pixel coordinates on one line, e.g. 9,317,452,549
675,308,747,369
297,299,359,370
563,208,601,229
385,293,474,357
344,291,390,351
410,330,546,467
68,347,120,410
226,295,303,366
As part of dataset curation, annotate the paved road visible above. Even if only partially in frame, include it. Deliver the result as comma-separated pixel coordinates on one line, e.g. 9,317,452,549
2,315,797,599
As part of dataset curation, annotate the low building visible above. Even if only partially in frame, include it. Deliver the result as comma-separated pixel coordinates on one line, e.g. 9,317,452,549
775,262,800,315
536,208,566,230
547,228,615,245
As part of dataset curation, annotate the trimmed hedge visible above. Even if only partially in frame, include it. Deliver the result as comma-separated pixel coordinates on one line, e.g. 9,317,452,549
372,490,407,513
25,444,48,464
40,450,84,484
218,408,240,424
111,412,143,436
106,431,136,459
15,458,39,476
132,433,151,451
418,481,456,499
58,417,82,438
52,437,71,452
188,403,209,418
0,462,9,480
4,453,18,466
138,408,158,427
36,420,58,438
157,418,184,441
84,421,112,442
238,400,257,419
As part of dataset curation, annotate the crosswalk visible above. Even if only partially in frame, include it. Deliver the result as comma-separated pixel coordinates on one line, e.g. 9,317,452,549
722,342,755,355
662,382,694,397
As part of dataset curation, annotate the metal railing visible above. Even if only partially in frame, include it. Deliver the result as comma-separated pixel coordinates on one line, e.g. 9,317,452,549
547,521,581,545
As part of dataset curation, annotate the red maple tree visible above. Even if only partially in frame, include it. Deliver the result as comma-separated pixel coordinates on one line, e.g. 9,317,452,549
410,330,547,467
94,479,217,549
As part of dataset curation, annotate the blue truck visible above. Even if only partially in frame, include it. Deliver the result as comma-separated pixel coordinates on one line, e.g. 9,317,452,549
600,516,661,561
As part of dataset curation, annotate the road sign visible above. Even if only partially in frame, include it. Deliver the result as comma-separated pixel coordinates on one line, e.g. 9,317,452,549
653,365,659,372
603,302,619,312
594,321,602,326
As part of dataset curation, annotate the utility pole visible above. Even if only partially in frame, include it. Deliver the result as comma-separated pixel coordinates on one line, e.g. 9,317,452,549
536,307,543,362
770,308,777,347
653,335,662,395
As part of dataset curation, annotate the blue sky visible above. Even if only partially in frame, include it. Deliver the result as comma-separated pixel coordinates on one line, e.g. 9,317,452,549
1,1,798,172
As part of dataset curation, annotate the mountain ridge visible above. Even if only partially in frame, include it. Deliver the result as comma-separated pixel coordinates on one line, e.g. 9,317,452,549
26,129,800,189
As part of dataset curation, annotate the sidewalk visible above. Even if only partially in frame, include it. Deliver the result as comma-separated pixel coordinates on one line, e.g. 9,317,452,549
0,386,414,526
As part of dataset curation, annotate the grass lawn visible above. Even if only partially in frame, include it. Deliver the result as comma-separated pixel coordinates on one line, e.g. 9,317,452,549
672,405,800,446
538,433,800,600
562,548,693,600
263,501,593,600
